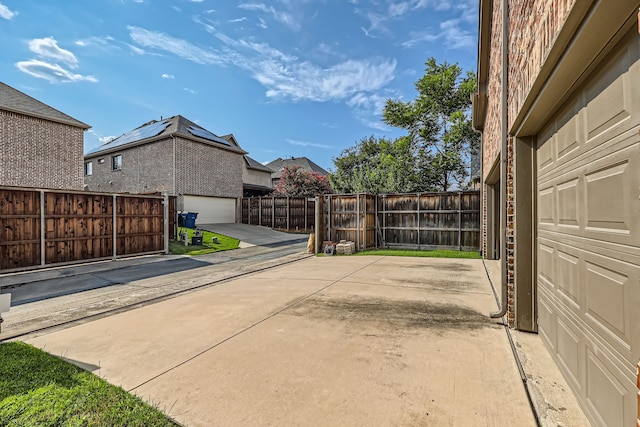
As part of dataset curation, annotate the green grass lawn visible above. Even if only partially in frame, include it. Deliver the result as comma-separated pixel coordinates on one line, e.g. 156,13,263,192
353,248,481,259
0,341,176,427
169,228,239,256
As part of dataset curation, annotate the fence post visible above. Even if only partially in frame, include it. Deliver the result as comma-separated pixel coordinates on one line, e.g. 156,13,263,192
458,191,462,251
40,190,46,266
271,197,275,228
356,194,360,251
382,195,386,246
163,191,169,255
417,193,421,250
259,197,262,227
112,194,117,260
287,197,290,231
328,195,332,242
304,197,308,231
315,196,320,254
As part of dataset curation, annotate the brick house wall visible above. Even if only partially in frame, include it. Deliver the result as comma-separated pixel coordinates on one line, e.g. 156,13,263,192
84,138,174,194
481,0,576,326
507,0,576,129
85,136,244,209
174,136,243,200
1,110,84,190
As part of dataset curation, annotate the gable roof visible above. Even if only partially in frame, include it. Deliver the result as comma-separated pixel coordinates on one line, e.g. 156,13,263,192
0,81,90,129
86,115,247,156
244,155,273,172
265,157,329,179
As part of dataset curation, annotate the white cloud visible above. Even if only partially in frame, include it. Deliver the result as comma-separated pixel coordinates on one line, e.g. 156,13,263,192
16,60,97,83
286,139,331,149
75,36,117,49
257,17,267,29
100,135,117,143
401,1,476,49
128,26,226,65
0,2,16,19
28,37,79,68
17,37,96,83
183,87,196,94
229,17,247,23
238,3,299,31
161,73,174,79
190,0,205,2
132,22,396,125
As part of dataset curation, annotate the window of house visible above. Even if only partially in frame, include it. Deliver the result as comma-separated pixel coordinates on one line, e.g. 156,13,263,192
112,155,122,171
84,161,93,176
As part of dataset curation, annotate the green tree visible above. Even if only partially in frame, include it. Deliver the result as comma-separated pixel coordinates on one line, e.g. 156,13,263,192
273,166,333,197
383,58,479,191
330,136,417,194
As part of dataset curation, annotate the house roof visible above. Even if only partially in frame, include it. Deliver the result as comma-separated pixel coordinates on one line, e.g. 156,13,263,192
0,81,90,129
86,115,247,156
265,157,329,179
244,155,273,172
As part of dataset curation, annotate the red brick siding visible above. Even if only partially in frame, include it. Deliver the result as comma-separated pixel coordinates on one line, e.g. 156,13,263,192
174,137,243,200
0,110,84,190
508,0,576,128
481,1,504,183
84,138,174,194
481,0,576,327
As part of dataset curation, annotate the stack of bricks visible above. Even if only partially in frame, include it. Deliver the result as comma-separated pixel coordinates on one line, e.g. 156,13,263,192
335,240,356,255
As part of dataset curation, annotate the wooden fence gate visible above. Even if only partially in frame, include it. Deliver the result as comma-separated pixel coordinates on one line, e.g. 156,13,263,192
0,186,176,273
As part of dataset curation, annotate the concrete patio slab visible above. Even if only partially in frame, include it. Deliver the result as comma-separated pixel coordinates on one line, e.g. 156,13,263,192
23,256,541,426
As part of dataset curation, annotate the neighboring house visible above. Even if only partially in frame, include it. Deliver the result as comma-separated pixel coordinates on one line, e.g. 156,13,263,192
241,155,274,197
0,82,90,190
473,2,639,426
265,156,329,187
84,115,246,224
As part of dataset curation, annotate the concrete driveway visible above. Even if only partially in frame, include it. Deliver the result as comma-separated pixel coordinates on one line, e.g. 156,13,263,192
199,223,309,248
23,256,537,426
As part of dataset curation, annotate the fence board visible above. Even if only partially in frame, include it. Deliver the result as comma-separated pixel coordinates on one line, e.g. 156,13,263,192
0,186,174,273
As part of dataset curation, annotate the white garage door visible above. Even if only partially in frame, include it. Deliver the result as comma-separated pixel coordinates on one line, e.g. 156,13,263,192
536,29,640,427
183,195,236,224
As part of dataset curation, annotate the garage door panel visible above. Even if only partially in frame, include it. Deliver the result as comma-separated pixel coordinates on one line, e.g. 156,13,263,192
537,295,556,351
584,43,635,142
557,249,580,307
556,317,582,388
585,348,629,427
536,28,639,427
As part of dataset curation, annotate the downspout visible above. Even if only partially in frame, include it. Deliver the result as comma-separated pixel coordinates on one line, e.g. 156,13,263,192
491,0,509,319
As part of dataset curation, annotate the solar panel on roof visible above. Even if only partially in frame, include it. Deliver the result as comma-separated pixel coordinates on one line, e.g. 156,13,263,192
86,119,171,154
188,126,230,146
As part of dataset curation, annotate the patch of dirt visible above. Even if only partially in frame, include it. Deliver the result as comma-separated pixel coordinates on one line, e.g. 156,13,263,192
288,296,491,331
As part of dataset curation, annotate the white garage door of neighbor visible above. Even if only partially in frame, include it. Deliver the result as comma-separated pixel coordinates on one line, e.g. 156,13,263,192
536,29,640,427
183,195,236,224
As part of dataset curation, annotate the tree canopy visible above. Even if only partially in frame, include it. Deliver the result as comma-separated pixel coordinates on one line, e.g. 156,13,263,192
330,136,417,194
331,58,478,193
273,166,333,197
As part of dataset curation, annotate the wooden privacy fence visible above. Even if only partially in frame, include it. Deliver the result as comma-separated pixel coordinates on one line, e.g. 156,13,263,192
241,197,315,232
0,186,176,273
241,191,480,251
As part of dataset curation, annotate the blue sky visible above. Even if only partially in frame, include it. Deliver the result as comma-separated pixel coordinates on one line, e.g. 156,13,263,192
0,0,478,171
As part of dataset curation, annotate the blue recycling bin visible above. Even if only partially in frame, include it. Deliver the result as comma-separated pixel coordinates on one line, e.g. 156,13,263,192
184,212,198,229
